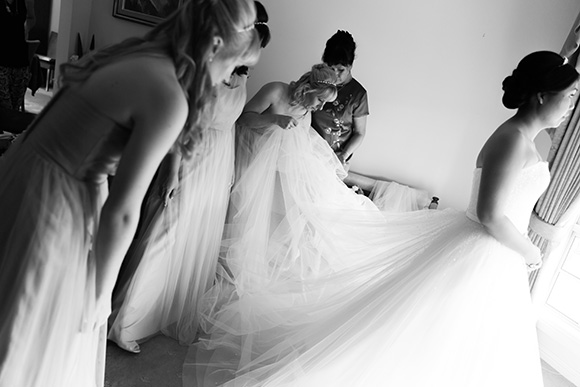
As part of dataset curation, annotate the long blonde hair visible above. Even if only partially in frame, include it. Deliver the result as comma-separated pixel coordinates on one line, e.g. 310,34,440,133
60,0,261,158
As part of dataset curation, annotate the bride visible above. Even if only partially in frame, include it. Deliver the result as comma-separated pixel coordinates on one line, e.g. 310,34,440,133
184,52,578,386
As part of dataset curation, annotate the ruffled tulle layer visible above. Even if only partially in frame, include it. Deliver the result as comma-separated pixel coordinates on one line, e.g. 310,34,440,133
182,122,543,387
109,125,236,346
185,210,543,387
0,139,106,387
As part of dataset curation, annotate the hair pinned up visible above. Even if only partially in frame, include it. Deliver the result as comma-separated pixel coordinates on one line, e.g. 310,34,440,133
502,51,579,109
254,1,271,48
322,30,356,67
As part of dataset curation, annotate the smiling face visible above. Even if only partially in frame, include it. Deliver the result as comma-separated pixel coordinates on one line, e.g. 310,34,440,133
541,81,579,127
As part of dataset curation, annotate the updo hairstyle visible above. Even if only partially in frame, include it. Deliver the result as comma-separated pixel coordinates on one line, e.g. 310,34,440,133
322,30,356,67
502,51,579,109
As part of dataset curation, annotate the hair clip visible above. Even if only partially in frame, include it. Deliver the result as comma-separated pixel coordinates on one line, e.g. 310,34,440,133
562,56,569,66
238,23,255,33
317,80,336,86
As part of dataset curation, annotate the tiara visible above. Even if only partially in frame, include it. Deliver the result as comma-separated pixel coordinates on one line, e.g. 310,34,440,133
317,79,336,86
238,23,255,33
254,21,267,26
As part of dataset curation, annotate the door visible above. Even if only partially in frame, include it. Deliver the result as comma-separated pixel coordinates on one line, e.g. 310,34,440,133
534,220,580,386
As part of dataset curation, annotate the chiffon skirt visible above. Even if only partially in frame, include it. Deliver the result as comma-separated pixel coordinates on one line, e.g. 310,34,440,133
109,126,235,346
0,138,107,387
183,124,544,387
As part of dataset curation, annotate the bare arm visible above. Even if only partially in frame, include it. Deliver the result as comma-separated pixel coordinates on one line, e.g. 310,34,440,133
338,115,367,163
24,0,35,38
157,149,182,206
85,60,189,301
476,130,542,267
237,82,298,130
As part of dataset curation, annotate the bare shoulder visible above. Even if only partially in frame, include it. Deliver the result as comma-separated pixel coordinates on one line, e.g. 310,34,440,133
259,81,288,99
78,55,188,128
477,123,527,169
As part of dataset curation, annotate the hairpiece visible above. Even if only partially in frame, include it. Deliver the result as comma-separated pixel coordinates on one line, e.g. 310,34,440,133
238,23,255,33
562,56,569,66
317,79,336,86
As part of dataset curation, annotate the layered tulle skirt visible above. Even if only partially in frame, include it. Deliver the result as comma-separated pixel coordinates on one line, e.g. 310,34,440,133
109,125,236,346
0,138,107,387
183,123,543,387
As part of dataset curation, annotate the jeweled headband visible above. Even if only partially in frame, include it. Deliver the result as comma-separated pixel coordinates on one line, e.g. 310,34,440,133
317,80,336,86
238,21,268,33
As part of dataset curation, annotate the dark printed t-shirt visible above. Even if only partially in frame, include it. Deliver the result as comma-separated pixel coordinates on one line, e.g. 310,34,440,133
311,77,369,152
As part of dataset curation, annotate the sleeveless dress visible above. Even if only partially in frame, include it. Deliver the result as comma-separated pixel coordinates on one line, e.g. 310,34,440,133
0,88,131,387
108,76,247,347
184,122,548,387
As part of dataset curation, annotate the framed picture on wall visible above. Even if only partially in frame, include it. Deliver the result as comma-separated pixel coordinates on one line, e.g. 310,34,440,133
113,0,183,26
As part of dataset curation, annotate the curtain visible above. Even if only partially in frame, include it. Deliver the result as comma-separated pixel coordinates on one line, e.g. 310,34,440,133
528,11,580,289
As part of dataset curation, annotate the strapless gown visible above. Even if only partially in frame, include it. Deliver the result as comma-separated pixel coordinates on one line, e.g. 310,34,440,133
0,88,131,387
109,77,247,346
184,118,547,387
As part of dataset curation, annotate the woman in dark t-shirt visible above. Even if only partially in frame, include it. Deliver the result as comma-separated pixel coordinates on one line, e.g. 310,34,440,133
311,30,369,176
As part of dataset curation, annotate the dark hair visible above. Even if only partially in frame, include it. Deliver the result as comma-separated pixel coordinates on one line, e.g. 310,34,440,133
234,65,249,76
322,30,356,67
254,1,271,48
502,51,579,109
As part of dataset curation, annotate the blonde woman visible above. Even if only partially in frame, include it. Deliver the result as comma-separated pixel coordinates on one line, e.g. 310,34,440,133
0,0,261,386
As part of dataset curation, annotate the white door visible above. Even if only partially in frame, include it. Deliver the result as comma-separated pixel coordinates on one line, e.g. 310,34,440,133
534,221,580,386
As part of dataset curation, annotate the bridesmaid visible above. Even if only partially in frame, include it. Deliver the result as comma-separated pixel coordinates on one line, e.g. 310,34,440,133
108,1,271,353
0,0,261,386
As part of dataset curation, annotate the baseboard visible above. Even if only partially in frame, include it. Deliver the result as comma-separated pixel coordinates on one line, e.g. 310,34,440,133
538,309,580,386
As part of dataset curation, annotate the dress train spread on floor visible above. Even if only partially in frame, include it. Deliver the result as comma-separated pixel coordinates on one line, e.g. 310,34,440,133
183,117,546,387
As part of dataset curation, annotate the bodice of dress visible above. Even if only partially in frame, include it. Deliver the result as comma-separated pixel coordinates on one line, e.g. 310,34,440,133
210,77,247,132
21,88,131,183
466,162,550,233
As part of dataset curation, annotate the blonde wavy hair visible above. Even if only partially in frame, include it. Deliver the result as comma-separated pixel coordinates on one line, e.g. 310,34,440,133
60,0,261,158
288,63,338,108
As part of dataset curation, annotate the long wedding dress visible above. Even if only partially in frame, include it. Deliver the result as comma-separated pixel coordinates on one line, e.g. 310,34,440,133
183,115,546,387
108,76,248,347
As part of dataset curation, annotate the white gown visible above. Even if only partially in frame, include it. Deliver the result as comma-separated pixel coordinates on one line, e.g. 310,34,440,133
183,116,547,387
108,77,247,347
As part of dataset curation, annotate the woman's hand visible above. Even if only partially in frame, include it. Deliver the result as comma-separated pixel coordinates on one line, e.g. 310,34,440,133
157,151,181,206
159,168,179,206
525,244,543,271
275,115,299,130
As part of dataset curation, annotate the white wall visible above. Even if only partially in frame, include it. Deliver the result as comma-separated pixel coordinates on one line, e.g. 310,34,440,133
250,0,580,210
55,0,580,210
88,0,150,48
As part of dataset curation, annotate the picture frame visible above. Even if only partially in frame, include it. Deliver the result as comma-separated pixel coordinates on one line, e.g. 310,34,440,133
113,0,183,26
